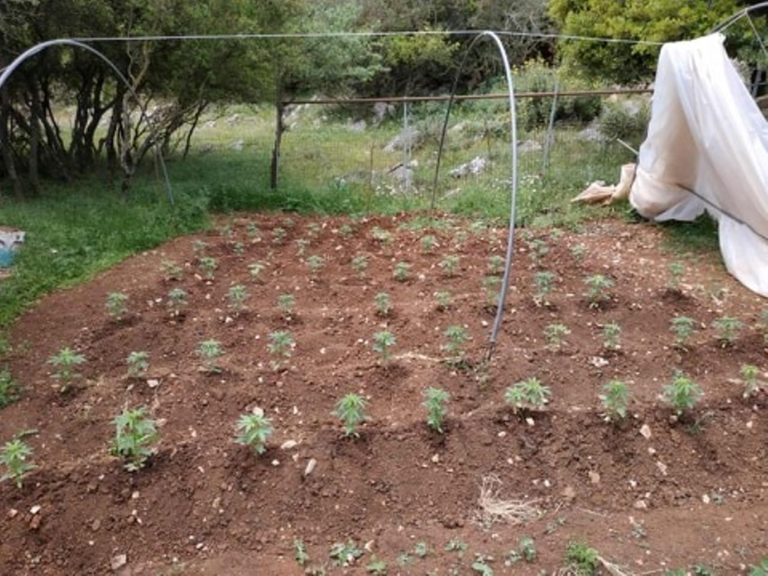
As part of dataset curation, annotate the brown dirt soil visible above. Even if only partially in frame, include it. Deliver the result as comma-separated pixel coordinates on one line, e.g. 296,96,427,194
1,213,768,576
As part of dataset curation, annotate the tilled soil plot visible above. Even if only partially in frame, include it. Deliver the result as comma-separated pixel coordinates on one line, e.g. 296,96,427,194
1,213,767,575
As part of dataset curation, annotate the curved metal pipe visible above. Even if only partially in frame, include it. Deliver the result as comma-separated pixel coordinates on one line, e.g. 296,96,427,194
0,39,174,204
431,30,519,358
711,1,768,33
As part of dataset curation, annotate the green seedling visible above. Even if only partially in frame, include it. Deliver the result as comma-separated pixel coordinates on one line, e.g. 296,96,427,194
565,542,599,575
420,234,438,252
482,275,502,307
248,261,266,281
584,274,614,307
192,239,208,255
670,316,695,347
445,539,468,555
544,323,570,351
570,243,587,262
713,316,743,346
219,224,233,238
339,223,354,237
470,220,487,235
533,271,555,305
227,284,248,311
334,393,367,437
423,387,450,433
599,379,630,422
740,364,761,398
366,557,388,575
280,217,296,229
198,339,223,373
374,292,392,316
167,288,188,315
295,239,310,256
246,223,260,238
351,254,368,276
472,554,494,576
293,538,310,567
442,325,469,364
370,226,392,243
126,351,149,378
199,256,218,280
393,262,411,282
602,322,621,350
111,406,158,472
413,542,429,558
529,238,549,266
667,261,685,290
0,368,20,408
277,293,296,317
1,438,35,488
372,331,396,362
306,222,322,238
268,330,294,370
662,371,703,417
330,540,363,566
434,290,452,310
272,227,287,244
506,536,537,565
232,241,245,255
439,255,460,276
750,558,768,576
49,347,85,385
306,255,324,276
487,255,505,275
234,412,273,455
505,377,551,413
106,291,128,320
160,260,183,281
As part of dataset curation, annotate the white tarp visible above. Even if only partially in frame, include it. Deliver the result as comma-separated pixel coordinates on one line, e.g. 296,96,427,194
630,33,768,296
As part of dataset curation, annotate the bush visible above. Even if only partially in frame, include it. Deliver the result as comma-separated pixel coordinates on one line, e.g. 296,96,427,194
598,100,650,144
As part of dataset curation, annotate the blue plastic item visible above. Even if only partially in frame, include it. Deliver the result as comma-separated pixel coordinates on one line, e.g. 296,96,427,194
0,247,14,268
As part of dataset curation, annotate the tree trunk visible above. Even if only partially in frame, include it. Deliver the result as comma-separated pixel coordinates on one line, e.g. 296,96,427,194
0,88,23,198
270,86,285,190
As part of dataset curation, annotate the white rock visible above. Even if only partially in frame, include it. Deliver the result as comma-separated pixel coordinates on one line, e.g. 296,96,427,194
30,505,41,515
639,424,652,439
280,440,298,450
304,458,317,476
110,554,127,571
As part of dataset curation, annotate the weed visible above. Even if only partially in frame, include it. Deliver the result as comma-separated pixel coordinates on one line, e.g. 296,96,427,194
692,566,715,576
599,379,630,422
161,260,183,281
445,539,468,555
0,438,35,488
227,284,248,311
505,377,551,413
602,322,621,350
506,536,537,565
49,347,85,385
750,558,768,575
351,254,368,276
662,371,703,417
111,406,158,472
393,262,411,282
366,557,388,575
423,387,450,433
268,330,294,370
234,412,273,455
127,351,150,378
584,274,614,307
529,239,549,267
740,364,761,398
713,316,743,346
232,241,245,255
293,538,310,567
471,554,495,576
334,393,367,437
443,325,469,364
372,330,396,362
565,542,599,575
167,287,188,315
198,339,223,373
420,234,438,252
374,292,392,316
246,223,260,238
192,240,208,256
414,542,429,558
482,275,502,307
396,552,412,566
487,255,505,275
295,239,310,256
277,293,296,318
306,255,325,276
106,291,128,320
339,223,354,237
248,261,266,281
570,243,587,262
670,316,696,347
199,256,218,280
272,227,287,244
434,290,452,310
0,368,20,408
533,271,555,305
544,323,570,350
370,226,392,243
667,261,685,290
439,255,460,276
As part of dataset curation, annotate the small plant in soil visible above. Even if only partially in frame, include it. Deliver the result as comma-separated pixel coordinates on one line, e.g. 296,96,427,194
413,542,429,558
372,330,396,363
227,284,248,312
268,330,295,370
246,223,260,238
306,255,324,276
423,387,450,433
584,274,614,308
232,241,245,255
393,261,411,282
167,287,188,315
0,368,20,408
662,371,703,417
374,292,392,316
306,222,322,238
351,254,368,276
713,316,743,347
570,243,587,262
111,406,158,472
198,339,223,373
293,539,310,567
192,239,208,256
199,256,218,280
160,260,183,281
599,379,630,422
482,275,502,308
529,238,549,266
506,536,537,565
1,438,35,488
667,261,685,290
330,540,363,566
442,325,469,364
248,261,266,281
434,290,452,310
334,393,368,438
487,255,505,275
105,291,128,320
49,347,85,386
505,377,551,414
602,322,621,350
750,558,768,576
272,227,287,244
445,539,468,555
670,316,695,347
533,271,555,305
740,364,761,398
439,254,460,276
420,234,438,252
366,557,387,575
234,412,273,455
370,226,392,244
544,323,570,351
277,293,296,318
126,351,149,379
565,542,599,575
471,554,495,576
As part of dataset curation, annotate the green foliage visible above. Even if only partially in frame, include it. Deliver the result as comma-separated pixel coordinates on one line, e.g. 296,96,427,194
544,323,570,350
268,330,295,370
482,275,502,307
471,554,495,576
161,260,183,281
393,262,411,282
740,364,761,398
670,316,696,347
420,235,438,253
439,255,460,276
423,387,450,433
584,274,614,307
306,255,325,276
372,330,396,362
193,240,209,256
750,558,768,576
505,377,551,413
374,292,392,316
564,541,599,575
371,226,392,243
249,261,266,281
487,255,505,275
0,368,20,408
199,256,218,280
227,284,248,311
442,325,469,363
112,406,158,472
334,393,367,437
352,254,368,276
167,288,188,314
105,291,129,320
126,351,150,379
598,101,651,145
571,244,587,262
528,238,549,266
272,227,287,245
198,339,223,373
0,438,35,488
235,412,273,455
294,539,310,567
533,271,555,305
662,371,703,417
667,261,685,290
277,294,296,317
713,316,743,347
413,542,429,558
330,540,363,566
599,379,630,422
366,557,388,575
602,322,621,350
434,290,452,310
49,347,85,384
445,539,468,554
507,536,537,564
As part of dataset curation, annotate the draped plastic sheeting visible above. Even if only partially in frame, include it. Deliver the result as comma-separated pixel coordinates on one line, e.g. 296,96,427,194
630,33,768,296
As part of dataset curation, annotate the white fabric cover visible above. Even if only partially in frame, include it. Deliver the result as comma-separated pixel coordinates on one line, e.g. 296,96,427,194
630,33,768,296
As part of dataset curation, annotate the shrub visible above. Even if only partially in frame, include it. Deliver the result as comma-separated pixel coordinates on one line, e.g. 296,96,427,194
662,371,703,417
0,368,20,408
198,339,223,373
544,323,570,350
505,377,551,413
584,274,614,307
126,351,149,378
423,387,450,433
372,331,396,362
334,394,367,437
105,291,128,320
713,316,743,346
227,284,248,311
598,100,650,144
0,438,35,488
374,292,392,316
599,379,630,422
49,347,85,385
234,412,273,455
602,322,621,350
111,406,158,472
670,316,695,347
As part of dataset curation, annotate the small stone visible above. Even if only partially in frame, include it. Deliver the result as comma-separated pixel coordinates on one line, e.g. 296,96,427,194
280,440,298,450
29,515,41,530
8,508,18,519
271,459,280,467
132,491,140,500
431,454,440,463
147,379,160,389
562,485,576,500
252,406,265,417
91,519,101,532
525,417,535,427
702,493,711,504
497,431,507,438
639,424,652,439
30,505,41,515
111,554,128,571
633,500,648,510
747,420,754,429
588,471,601,484
656,461,668,476
304,458,317,476
589,356,609,368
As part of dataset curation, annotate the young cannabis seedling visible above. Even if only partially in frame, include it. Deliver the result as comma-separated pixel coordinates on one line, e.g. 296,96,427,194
599,379,630,422
351,254,368,276
670,316,695,347
49,347,85,385
366,557,388,575
529,238,549,266
330,540,364,566
372,331,396,362
420,234,438,252
584,274,614,308
374,292,392,316
306,255,324,276
234,412,273,455
482,275,502,307
487,255,505,275
602,322,621,350
423,387,450,433
334,393,368,438
160,260,183,281
1,438,35,488
227,284,248,312
338,223,354,237
106,291,128,320
295,239,310,257
112,406,158,472
472,554,495,576
370,226,392,244
445,539,468,555
570,243,587,262
413,542,429,558
232,241,245,255
198,339,223,373
199,256,218,280
277,293,296,318
506,536,537,564
505,377,551,414
192,239,208,256
667,261,685,290
565,542,599,575
393,261,411,282
272,226,287,244
268,330,295,370
293,539,310,567
0,368,20,408
442,325,469,364
434,290,452,310
439,254,460,277
662,371,703,417
533,271,555,305
713,316,743,347
246,223,260,239
740,364,761,398
126,351,150,379
306,222,322,239
248,261,266,281
167,287,188,315
544,323,570,351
